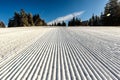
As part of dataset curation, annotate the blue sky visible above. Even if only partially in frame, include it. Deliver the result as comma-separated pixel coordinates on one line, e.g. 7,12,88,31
0,0,108,25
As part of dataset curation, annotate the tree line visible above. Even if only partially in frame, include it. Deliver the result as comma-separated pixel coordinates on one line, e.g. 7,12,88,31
51,0,120,26
8,9,47,27
88,0,120,26
0,0,120,27
51,21,66,26
0,9,47,27
51,17,84,26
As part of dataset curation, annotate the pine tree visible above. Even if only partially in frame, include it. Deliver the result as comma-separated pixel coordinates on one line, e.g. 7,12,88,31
102,0,120,25
33,14,46,26
88,14,101,26
68,20,72,26
14,12,20,26
20,9,29,26
71,17,76,26
28,13,34,26
75,18,82,26
62,21,66,26
8,19,14,27
57,22,61,26
68,17,82,26
0,21,5,27
8,12,20,27
88,14,94,26
88,18,92,26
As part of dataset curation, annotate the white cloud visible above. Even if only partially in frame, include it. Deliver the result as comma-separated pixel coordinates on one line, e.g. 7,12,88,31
47,11,84,25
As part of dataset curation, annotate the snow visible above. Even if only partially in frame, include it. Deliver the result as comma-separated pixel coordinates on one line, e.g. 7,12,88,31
0,27,120,80
0,27,51,64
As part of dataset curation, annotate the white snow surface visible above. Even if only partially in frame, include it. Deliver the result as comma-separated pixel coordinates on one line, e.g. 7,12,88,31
0,27,120,80
0,27,51,63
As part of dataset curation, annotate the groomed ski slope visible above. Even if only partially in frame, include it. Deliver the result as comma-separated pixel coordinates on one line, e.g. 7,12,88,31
0,27,51,63
0,27,120,80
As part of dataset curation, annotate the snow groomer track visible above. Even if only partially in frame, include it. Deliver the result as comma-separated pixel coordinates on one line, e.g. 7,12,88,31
0,27,120,80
